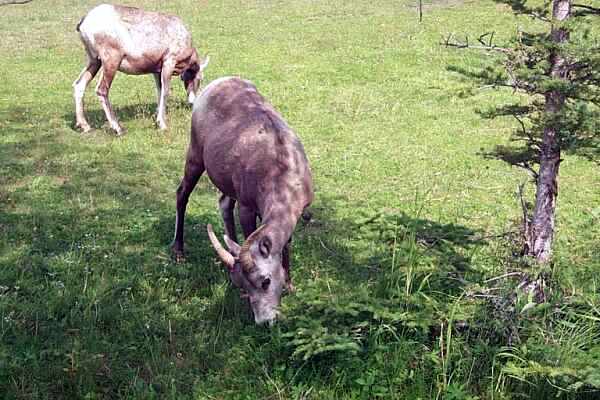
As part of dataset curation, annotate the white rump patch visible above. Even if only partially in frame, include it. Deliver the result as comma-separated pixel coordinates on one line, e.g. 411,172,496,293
192,76,238,114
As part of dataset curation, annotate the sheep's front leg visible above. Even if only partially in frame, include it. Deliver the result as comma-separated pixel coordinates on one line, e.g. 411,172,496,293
96,59,123,135
157,62,175,130
172,158,205,262
219,195,238,243
239,205,257,239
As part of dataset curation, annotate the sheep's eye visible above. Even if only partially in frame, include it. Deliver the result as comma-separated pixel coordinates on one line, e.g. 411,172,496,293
261,278,271,290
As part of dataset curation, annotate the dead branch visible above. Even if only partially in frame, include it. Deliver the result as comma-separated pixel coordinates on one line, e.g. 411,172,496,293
513,114,540,149
517,183,531,249
444,32,537,93
442,33,512,54
0,0,32,5
478,32,495,47
484,271,524,283
504,60,540,93
318,238,338,256
472,230,519,242
516,161,540,181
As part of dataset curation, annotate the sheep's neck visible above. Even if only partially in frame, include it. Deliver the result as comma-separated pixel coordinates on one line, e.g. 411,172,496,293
260,203,303,254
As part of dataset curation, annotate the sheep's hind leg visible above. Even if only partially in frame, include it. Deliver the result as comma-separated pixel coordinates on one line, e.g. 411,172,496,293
153,73,162,104
95,58,123,135
238,205,257,239
73,58,101,132
157,62,175,130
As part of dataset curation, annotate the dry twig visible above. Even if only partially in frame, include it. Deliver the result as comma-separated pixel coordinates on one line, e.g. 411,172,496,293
441,32,511,54
0,0,33,5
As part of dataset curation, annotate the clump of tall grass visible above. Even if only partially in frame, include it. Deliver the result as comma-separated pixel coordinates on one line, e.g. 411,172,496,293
276,204,600,399
275,196,479,398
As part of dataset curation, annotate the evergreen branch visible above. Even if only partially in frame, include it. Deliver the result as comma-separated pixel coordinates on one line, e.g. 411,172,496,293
572,3,600,15
498,0,552,21
513,114,539,149
505,64,538,93
571,72,594,82
567,61,589,72
567,93,600,105
523,10,551,22
480,82,529,91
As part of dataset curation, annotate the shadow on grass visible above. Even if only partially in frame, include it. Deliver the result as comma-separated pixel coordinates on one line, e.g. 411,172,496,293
61,97,193,132
0,120,229,396
300,195,485,293
61,102,158,131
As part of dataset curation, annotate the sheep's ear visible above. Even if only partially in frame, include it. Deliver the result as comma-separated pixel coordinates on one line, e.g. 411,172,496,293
258,235,271,257
224,235,241,257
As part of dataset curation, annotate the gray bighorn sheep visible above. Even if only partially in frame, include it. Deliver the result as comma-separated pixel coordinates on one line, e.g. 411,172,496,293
73,4,209,134
171,77,314,325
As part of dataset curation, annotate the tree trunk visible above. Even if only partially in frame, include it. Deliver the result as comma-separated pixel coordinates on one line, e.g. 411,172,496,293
526,0,571,262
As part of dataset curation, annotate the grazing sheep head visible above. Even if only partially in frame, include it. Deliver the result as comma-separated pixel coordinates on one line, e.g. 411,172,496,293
207,224,285,326
182,53,210,104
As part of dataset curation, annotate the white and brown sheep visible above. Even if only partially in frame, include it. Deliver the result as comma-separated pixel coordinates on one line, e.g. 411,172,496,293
73,4,209,134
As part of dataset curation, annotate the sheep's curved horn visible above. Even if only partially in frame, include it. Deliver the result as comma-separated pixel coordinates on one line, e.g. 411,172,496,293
239,224,267,272
207,224,235,269
200,55,210,71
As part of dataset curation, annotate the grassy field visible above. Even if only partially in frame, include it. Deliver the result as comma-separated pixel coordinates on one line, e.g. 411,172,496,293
1,0,599,398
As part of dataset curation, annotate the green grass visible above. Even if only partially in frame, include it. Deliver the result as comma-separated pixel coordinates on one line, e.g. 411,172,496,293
1,0,599,398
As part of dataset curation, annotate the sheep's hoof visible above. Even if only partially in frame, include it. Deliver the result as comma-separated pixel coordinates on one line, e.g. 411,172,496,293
284,281,296,294
76,122,92,133
173,252,185,263
171,245,185,263
301,210,312,222
114,127,126,136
